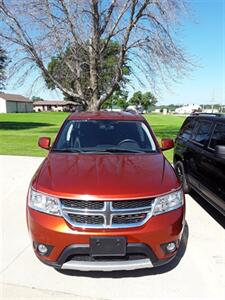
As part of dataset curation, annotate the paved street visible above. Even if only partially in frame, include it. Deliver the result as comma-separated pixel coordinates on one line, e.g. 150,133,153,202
0,155,224,300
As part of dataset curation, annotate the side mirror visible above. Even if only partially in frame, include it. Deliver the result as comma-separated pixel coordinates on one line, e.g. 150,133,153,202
38,137,51,150
161,138,174,151
215,145,225,159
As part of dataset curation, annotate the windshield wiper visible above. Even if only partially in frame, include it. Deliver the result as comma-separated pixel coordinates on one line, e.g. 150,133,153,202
53,148,154,154
100,148,145,153
52,148,83,153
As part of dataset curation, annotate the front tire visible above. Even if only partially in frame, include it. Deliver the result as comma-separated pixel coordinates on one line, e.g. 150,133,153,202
174,161,191,194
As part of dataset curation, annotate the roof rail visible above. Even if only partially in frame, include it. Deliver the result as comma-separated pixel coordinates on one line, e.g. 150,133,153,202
191,112,225,117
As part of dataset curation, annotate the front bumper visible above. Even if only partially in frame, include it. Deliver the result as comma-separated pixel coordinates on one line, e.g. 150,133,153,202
27,207,185,271
38,243,176,271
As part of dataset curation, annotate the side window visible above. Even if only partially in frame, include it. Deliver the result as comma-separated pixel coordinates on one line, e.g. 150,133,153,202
180,118,197,140
192,121,212,145
209,123,225,149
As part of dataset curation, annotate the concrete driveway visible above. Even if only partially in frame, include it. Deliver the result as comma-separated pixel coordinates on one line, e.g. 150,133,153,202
0,155,224,300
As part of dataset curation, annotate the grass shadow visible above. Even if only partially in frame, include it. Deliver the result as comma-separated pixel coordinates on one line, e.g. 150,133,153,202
56,222,189,278
0,122,53,130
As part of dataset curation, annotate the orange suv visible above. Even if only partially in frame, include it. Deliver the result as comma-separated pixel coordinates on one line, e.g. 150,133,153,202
27,112,185,271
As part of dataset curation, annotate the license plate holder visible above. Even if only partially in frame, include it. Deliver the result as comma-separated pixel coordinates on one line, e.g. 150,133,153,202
90,237,127,257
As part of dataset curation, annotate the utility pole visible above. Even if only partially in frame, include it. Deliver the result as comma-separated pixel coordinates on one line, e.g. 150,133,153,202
211,89,215,113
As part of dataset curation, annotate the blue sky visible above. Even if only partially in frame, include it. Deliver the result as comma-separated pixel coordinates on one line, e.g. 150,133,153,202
6,0,225,105
157,0,225,105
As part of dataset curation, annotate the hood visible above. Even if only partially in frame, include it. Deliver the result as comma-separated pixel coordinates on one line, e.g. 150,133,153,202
33,153,180,199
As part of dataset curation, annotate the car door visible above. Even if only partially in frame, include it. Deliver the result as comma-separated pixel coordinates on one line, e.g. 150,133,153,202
199,122,225,212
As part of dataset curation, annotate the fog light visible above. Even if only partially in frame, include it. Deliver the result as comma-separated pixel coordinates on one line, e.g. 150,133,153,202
166,242,176,253
161,241,177,254
38,244,48,254
33,242,53,256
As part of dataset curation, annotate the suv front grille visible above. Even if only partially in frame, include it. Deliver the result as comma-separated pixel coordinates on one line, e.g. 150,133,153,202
112,199,153,210
60,198,154,229
61,199,104,210
68,214,104,225
112,213,147,224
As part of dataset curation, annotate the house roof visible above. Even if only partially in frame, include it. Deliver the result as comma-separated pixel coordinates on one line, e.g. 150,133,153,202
0,93,31,103
33,100,76,106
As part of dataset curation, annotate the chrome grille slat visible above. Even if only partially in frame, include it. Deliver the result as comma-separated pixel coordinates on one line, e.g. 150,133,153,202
61,207,106,215
60,198,155,229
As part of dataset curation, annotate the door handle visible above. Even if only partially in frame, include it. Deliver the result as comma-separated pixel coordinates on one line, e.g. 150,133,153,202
201,153,212,164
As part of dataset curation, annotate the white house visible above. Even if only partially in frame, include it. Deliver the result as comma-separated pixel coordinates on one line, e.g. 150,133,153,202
0,93,33,113
33,100,80,112
175,104,202,114
202,108,219,113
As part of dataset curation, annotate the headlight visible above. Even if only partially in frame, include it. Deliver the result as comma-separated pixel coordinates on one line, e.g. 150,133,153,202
153,190,184,216
28,189,61,216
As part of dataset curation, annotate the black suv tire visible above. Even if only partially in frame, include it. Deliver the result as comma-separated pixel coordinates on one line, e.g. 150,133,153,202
174,161,190,194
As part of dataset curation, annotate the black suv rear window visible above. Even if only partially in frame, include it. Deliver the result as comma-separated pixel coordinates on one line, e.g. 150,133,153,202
192,121,212,145
209,123,225,149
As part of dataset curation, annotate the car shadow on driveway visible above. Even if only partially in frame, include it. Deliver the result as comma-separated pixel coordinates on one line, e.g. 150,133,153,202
190,191,225,229
56,222,189,278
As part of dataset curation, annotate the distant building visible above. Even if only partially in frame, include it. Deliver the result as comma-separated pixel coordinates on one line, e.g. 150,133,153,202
175,104,202,114
126,105,145,113
33,100,81,112
0,93,33,113
104,108,123,112
163,108,168,115
202,108,219,113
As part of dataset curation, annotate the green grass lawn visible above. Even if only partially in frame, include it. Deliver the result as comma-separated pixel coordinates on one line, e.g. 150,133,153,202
0,112,185,161
145,114,185,161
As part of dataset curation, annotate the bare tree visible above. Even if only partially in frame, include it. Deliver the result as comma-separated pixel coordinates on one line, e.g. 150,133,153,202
0,0,189,111
0,46,7,90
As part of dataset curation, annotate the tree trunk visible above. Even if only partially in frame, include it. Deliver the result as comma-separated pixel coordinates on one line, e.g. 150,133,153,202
89,0,100,112
87,98,100,111
89,42,99,110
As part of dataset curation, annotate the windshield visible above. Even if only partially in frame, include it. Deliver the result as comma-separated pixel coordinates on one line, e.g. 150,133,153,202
52,120,157,153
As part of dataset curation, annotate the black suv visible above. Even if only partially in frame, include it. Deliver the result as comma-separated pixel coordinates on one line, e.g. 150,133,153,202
174,113,225,215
